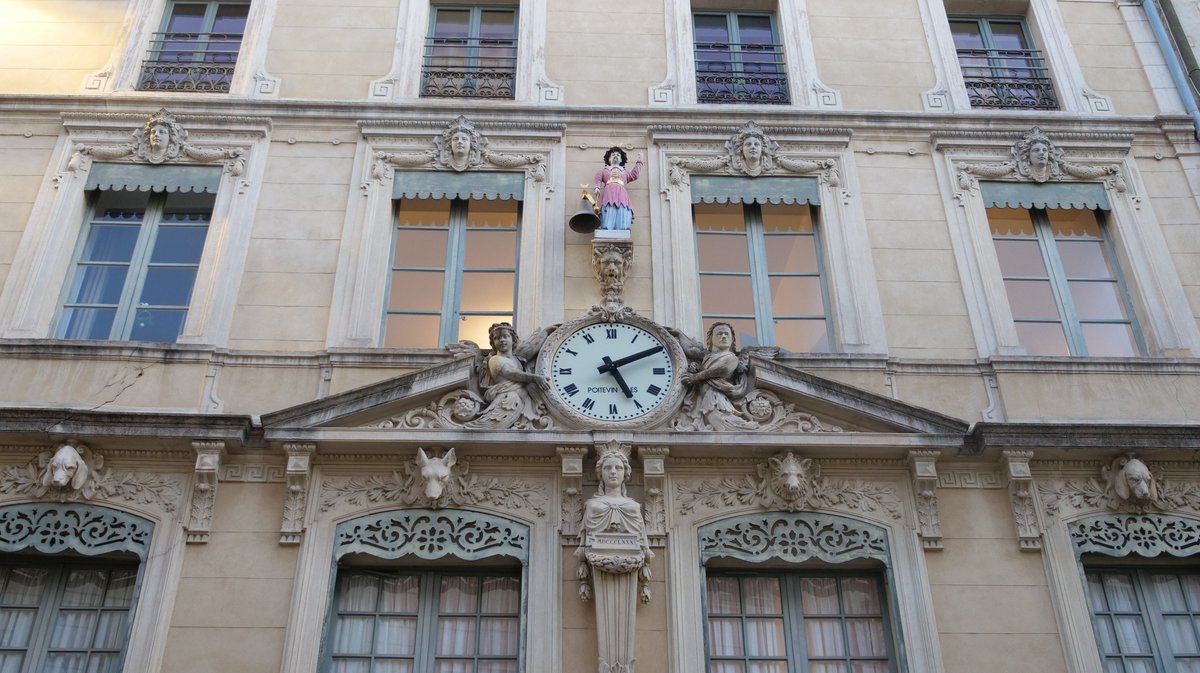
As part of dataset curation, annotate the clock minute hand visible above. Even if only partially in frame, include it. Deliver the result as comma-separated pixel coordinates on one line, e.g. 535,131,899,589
600,356,634,398
597,345,665,373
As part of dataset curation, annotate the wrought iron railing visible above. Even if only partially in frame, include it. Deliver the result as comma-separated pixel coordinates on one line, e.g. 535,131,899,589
138,32,243,92
956,47,1059,110
421,36,517,99
694,41,789,104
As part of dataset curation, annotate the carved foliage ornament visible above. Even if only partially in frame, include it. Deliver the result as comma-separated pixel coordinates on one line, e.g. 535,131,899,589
954,126,1126,193
1040,454,1200,517
68,108,246,176
1071,515,1200,558
676,452,901,520
373,115,547,181
334,509,529,563
669,121,840,186
320,449,547,517
0,503,153,560
0,442,183,512
699,512,889,566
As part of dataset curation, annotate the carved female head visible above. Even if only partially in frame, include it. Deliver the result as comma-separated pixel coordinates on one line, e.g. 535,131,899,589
595,448,632,496
1013,127,1061,183
438,116,485,171
728,122,777,176
604,146,627,168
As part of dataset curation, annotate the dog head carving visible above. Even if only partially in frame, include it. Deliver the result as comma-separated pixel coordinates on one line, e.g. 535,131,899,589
41,442,91,492
1107,454,1158,506
416,447,457,503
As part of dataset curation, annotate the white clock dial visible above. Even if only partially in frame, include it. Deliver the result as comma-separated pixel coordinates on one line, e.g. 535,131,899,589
549,322,676,421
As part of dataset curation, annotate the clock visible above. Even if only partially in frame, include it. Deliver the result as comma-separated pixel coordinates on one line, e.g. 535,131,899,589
541,318,683,427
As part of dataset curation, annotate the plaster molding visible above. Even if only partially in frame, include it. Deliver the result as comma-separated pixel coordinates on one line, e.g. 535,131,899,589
909,450,943,550
220,462,286,482
1000,450,1041,551
698,511,889,565
280,443,315,545
0,443,184,514
558,445,588,536
184,440,223,544
936,468,1003,489
1070,514,1200,558
674,452,901,521
639,446,670,538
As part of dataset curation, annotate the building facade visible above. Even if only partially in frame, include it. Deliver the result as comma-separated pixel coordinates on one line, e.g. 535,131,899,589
0,0,1199,672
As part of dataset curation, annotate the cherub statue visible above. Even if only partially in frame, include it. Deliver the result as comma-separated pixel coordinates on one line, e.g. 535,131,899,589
670,322,778,431
446,322,554,429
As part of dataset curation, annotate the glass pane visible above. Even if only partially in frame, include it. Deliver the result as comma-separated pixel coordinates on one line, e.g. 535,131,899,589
1152,575,1188,611
212,2,250,34
464,230,517,268
329,659,371,673
700,275,754,315
389,270,444,312
50,610,99,648
801,577,839,614
1113,615,1152,654
128,308,187,342
0,609,36,647
737,15,775,45
994,240,1047,277
432,9,470,38
393,229,448,268
459,272,515,313
805,619,846,657
86,653,121,673
747,663,787,673
1070,281,1127,321
710,663,746,673
708,618,744,656
91,611,128,649
852,663,890,673
379,576,420,614
1125,659,1157,673
694,14,732,45
68,265,129,305
150,226,208,264
478,617,519,656
1004,279,1060,319
1104,574,1141,612
437,617,477,655
841,577,882,614
765,235,817,274
988,208,1037,237
60,308,117,340
949,20,985,49
1177,659,1200,673
477,661,518,673
440,577,479,613
466,200,519,229
697,234,750,273
480,577,520,614
384,314,442,348
695,203,746,232
3,567,49,605
1183,576,1200,611
373,661,415,673
332,615,374,655
744,618,784,656
775,318,828,352
165,3,206,33
0,654,22,673
742,578,782,615
433,662,472,673
704,317,759,348
1087,574,1110,611
338,574,380,612
1093,616,1119,654
1048,208,1103,238
847,619,887,656
44,653,88,673
81,225,139,263
1015,322,1070,356
707,577,740,614
808,661,849,673
1101,660,1125,673
761,203,814,233
458,314,510,347
769,276,824,316
376,616,417,656
397,199,452,228
139,267,198,307
1057,240,1112,278
989,21,1031,50
103,570,136,608
1164,615,1200,653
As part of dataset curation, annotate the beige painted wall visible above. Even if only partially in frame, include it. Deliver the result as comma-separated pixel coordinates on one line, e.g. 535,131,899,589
265,0,397,100
544,0,667,106
0,0,124,94
0,120,56,294
1060,0,1159,116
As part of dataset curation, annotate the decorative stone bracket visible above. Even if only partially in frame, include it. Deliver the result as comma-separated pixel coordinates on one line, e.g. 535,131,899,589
558,445,588,537
908,450,942,550
1000,450,1040,551
185,441,225,544
279,443,315,545
639,446,669,540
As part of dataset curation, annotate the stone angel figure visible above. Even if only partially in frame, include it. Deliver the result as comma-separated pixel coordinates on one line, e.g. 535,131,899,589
669,322,779,431
444,322,557,430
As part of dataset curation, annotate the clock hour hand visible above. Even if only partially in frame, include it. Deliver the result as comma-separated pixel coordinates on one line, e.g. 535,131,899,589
600,356,634,398
596,345,665,373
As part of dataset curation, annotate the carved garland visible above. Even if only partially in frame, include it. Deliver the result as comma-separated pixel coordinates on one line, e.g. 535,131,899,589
952,126,1126,194
0,503,153,559
1070,515,1200,559
0,448,183,513
667,121,842,187
334,509,529,563
67,108,246,177
371,115,547,182
699,512,889,566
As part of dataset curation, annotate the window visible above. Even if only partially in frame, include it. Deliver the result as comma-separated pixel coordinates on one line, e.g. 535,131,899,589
948,16,1057,110
1084,567,1200,672
694,202,831,352
384,198,519,348
693,12,788,104
988,206,1143,356
326,569,521,673
705,572,894,673
422,6,518,99
0,559,139,673
57,190,212,343
138,0,249,92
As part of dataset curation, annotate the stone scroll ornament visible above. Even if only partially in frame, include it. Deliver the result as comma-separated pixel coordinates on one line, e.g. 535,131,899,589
668,322,844,433
372,115,546,181
67,108,246,176
954,126,1126,192
668,121,840,186
576,442,653,673
376,322,560,431
1040,453,1200,517
0,441,183,512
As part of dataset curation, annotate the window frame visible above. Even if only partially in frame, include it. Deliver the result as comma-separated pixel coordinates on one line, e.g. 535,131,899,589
421,5,520,100
1082,565,1200,673
137,0,251,93
691,10,790,105
946,14,1058,111
693,201,834,351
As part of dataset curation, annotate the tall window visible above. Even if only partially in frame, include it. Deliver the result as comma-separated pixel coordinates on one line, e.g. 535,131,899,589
326,569,521,673
58,190,212,343
138,0,249,92
0,559,139,673
422,6,518,99
693,12,788,104
694,202,831,352
1084,567,1200,673
949,16,1057,110
989,206,1143,356
384,198,519,348
706,572,894,673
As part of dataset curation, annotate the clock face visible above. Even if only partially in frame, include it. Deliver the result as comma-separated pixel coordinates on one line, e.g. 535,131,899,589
549,322,676,422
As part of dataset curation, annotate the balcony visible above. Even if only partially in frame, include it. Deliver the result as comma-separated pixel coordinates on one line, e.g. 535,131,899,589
956,47,1059,110
421,37,517,99
137,32,242,92
694,41,789,105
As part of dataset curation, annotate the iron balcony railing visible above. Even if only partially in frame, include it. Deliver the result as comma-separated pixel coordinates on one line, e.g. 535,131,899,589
956,47,1059,110
694,41,789,104
138,32,243,92
421,36,517,99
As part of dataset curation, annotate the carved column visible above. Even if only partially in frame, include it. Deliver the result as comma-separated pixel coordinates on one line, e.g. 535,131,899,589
639,446,669,539
558,445,588,536
1000,450,1040,551
186,440,225,544
908,449,943,550
280,443,315,544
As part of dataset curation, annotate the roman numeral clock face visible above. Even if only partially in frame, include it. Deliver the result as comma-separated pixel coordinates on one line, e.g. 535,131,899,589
549,322,676,422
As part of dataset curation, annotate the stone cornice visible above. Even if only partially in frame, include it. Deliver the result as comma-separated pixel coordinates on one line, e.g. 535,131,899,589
965,423,1200,457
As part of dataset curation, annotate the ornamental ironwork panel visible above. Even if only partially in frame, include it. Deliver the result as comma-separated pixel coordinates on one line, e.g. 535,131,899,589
0,503,153,559
1071,515,1200,559
698,512,889,566
695,41,789,104
334,508,529,563
137,32,243,92
956,48,1058,110
421,37,517,99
